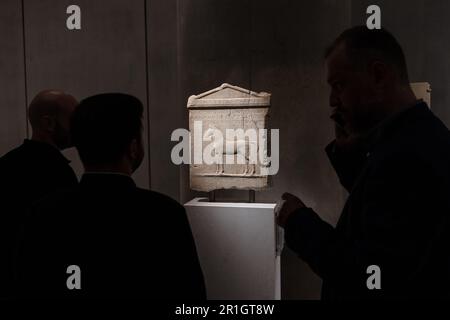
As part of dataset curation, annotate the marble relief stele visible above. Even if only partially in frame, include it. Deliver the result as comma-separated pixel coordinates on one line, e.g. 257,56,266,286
187,83,272,192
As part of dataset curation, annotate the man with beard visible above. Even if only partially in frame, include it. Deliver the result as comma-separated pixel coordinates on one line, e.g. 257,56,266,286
16,93,206,299
277,26,450,299
0,90,78,299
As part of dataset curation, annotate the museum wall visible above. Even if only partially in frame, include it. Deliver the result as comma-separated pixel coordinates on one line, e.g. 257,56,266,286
147,0,182,199
25,0,151,188
0,0,27,158
0,0,150,188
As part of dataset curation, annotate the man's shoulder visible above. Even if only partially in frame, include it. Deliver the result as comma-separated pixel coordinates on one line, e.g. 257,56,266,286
0,144,25,165
0,141,71,172
376,106,450,161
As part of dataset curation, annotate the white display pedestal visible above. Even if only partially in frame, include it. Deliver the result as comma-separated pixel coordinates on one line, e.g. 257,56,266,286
184,198,283,300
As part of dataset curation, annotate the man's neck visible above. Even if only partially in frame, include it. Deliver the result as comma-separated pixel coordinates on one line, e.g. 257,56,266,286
354,88,419,140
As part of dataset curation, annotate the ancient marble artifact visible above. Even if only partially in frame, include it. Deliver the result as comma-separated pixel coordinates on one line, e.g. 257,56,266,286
187,83,271,192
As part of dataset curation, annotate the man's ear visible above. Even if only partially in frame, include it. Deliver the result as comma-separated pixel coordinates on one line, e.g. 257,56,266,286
42,115,57,133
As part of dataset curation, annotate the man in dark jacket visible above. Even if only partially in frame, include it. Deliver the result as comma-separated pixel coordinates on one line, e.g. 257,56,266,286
0,90,78,299
16,93,206,299
277,26,450,299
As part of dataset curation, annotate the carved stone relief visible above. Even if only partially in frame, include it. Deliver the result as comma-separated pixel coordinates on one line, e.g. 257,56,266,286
187,83,271,192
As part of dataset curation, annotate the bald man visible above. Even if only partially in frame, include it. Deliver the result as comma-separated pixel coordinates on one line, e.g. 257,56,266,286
0,90,79,299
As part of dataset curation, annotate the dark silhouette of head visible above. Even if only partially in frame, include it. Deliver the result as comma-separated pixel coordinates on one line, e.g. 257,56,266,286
71,93,144,175
325,26,417,136
28,90,78,150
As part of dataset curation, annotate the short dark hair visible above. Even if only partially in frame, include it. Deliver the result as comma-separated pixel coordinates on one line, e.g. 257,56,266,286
71,93,144,166
325,26,409,84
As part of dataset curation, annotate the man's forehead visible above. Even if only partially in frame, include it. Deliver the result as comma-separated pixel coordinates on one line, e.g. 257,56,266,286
52,94,78,116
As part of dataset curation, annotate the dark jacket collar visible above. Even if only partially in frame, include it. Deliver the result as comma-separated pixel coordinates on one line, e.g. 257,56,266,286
22,139,71,164
80,172,136,189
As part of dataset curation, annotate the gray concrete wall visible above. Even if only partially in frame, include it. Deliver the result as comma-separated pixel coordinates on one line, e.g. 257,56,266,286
0,0,27,156
23,0,150,188
147,0,183,200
